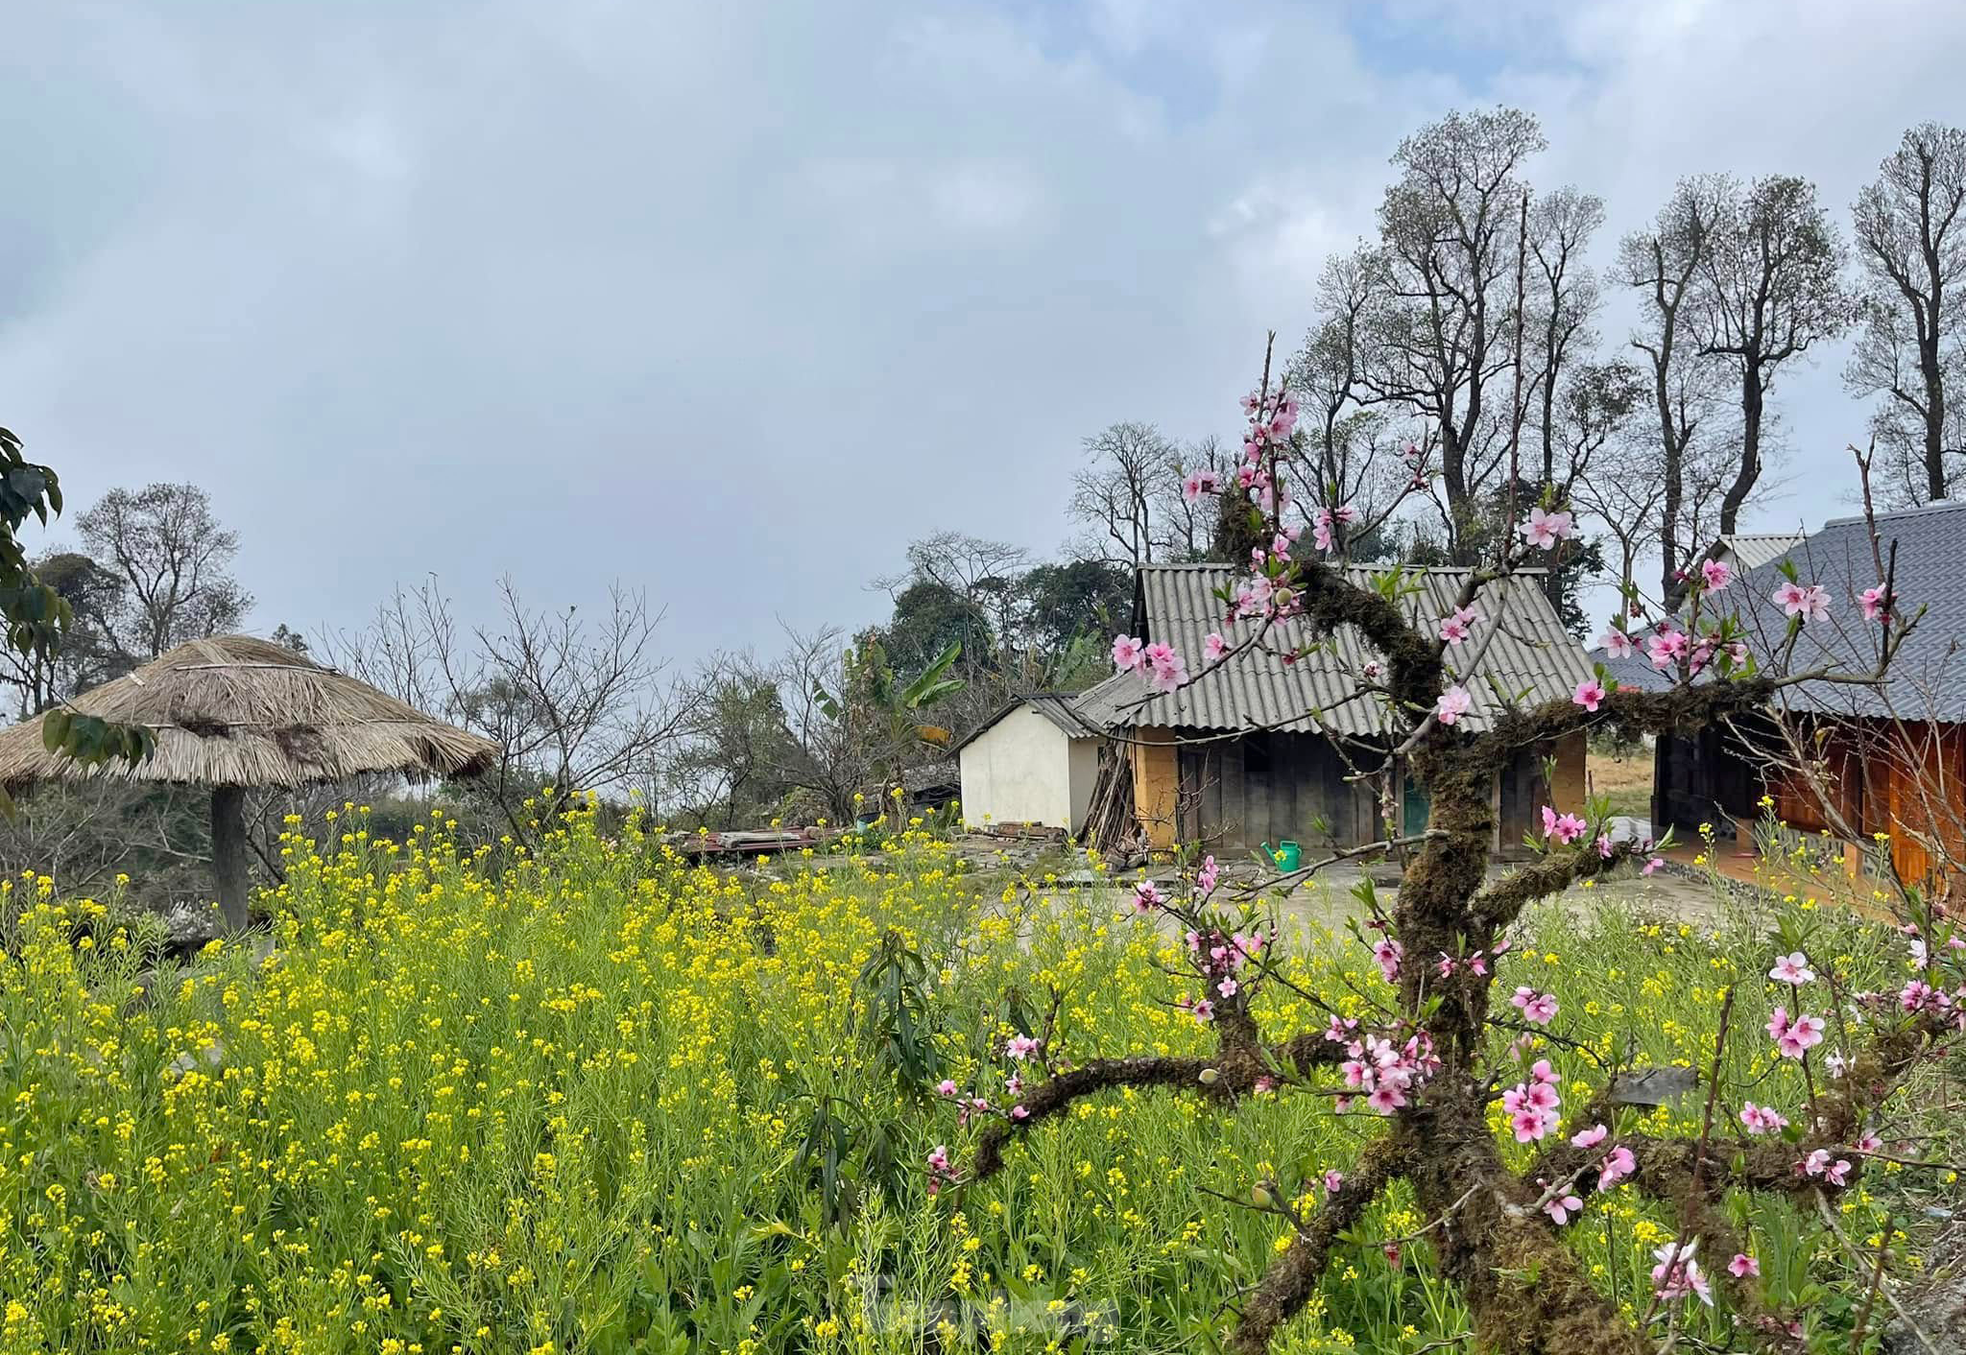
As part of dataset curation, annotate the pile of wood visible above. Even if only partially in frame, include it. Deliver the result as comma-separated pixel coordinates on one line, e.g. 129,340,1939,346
977,823,1067,842
671,829,817,859
1084,745,1142,852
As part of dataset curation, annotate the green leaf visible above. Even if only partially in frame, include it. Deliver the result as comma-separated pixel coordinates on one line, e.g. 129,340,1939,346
909,677,963,706
42,708,71,755
899,641,962,708
811,684,843,722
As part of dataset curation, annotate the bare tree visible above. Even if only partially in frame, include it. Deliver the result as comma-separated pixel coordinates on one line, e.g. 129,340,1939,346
1362,107,1546,554
662,652,796,830
1067,422,1179,567
887,531,1030,603
1526,187,1605,491
766,625,898,826
1571,438,1662,612
1288,248,1412,518
1558,361,1651,603
1617,175,1730,606
1846,121,1966,504
324,577,684,834
0,781,209,905
76,483,252,661
1694,174,1853,534
880,530,1032,653
1154,435,1233,561
759,622,965,827
1677,434,1749,577
1547,359,1643,501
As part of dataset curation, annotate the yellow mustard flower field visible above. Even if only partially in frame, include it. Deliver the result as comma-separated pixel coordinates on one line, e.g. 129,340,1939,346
0,806,1953,1354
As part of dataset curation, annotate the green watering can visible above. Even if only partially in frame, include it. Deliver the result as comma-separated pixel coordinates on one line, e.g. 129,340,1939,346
1263,840,1302,872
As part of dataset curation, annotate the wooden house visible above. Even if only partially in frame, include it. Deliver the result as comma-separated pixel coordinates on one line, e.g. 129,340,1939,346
1647,502,1966,887
1070,563,1594,856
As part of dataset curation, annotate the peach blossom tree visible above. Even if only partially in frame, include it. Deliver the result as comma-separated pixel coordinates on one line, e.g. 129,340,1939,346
931,346,1964,1354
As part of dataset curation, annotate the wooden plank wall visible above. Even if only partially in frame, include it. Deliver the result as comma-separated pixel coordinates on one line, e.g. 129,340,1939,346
1768,722,1864,835
1174,731,1610,858
1725,715,1966,890
1876,722,1966,887
1497,746,1551,852
1131,726,1180,850
1178,731,1375,851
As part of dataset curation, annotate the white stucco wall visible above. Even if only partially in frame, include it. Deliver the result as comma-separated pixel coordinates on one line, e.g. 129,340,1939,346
959,705,1077,830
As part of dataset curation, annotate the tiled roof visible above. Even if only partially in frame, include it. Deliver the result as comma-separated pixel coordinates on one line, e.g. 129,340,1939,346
1091,564,1593,737
1588,643,1675,695
1734,500,1966,721
1586,613,1679,694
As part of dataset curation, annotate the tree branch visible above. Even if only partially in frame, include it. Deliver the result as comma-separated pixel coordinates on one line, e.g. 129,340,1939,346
1227,1131,1410,1354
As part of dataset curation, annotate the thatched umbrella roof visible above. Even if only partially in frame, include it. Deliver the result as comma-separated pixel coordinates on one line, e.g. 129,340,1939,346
0,635,498,790
0,635,500,927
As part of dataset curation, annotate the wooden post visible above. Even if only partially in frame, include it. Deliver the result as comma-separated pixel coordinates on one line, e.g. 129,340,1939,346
210,785,250,931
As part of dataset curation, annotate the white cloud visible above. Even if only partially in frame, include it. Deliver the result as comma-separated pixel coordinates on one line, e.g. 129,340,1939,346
0,0,1960,659
319,110,414,184
929,161,1046,238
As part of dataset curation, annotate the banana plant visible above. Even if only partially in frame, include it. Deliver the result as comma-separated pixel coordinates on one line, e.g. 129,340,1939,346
811,638,963,826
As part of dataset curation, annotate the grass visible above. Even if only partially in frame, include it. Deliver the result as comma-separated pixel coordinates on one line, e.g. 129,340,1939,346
1587,742,1655,822
0,804,1953,1353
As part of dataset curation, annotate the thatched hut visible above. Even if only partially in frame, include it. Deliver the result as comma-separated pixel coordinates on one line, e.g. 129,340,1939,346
0,635,498,928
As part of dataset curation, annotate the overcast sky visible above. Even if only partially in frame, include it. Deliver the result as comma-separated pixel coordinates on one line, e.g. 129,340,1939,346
4,0,1963,666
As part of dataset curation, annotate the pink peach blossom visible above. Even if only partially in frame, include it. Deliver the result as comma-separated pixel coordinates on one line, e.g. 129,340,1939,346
1520,506,1577,549
1435,685,1473,725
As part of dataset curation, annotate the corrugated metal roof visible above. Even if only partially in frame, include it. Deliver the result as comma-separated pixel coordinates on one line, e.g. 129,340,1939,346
1717,532,1808,571
1070,670,1153,732
1026,693,1102,738
1096,563,1593,737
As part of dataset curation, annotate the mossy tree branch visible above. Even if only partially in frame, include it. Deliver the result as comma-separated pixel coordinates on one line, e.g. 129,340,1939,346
948,370,1945,1351
1227,1131,1410,1354
966,1011,1347,1182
